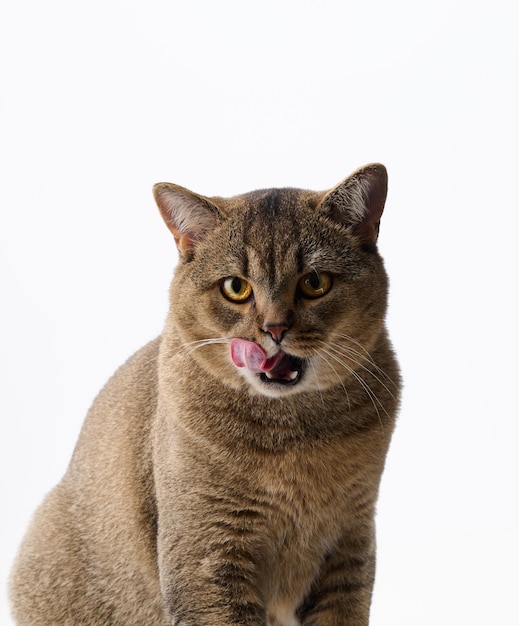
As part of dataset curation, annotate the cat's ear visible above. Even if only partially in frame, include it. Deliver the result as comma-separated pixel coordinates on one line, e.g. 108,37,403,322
318,163,388,247
153,183,221,258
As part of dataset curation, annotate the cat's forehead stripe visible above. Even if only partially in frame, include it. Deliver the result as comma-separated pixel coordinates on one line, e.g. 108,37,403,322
247,243,300,287
236,188,337,280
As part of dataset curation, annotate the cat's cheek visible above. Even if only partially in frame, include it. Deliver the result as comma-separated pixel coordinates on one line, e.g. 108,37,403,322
205,299,252,336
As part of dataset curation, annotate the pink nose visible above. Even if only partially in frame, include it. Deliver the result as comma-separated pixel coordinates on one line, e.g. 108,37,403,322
262,323,289,342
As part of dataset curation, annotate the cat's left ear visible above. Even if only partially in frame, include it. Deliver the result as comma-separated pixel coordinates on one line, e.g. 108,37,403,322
318,163,388,247
153,183,222,259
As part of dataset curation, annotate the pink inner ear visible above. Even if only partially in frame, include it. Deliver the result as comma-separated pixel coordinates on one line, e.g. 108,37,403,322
171,227,196,256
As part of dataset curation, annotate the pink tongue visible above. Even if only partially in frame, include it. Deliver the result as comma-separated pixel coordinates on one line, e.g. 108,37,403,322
230,338,283,373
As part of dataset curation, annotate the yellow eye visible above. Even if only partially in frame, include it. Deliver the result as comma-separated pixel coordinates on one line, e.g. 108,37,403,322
221,277,253,303
298,271,332,299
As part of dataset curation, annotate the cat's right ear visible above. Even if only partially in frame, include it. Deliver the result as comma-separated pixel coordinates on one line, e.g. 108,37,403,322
153,183,221,259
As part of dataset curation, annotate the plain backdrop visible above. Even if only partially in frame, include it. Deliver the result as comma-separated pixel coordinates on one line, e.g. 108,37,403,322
1,1,518,624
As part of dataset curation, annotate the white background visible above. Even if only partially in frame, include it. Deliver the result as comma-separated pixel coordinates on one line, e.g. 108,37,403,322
1,1,518,624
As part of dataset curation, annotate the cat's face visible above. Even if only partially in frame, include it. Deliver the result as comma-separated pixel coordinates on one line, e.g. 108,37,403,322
155,165,389,399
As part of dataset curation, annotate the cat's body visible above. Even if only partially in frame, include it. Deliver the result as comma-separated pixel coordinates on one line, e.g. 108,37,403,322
10,164,400,625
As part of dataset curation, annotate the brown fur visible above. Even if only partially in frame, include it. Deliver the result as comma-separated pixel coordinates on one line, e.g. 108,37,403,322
10,164,400,625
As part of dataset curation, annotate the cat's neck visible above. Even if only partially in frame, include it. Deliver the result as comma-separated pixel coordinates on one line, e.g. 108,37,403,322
157,329,394,453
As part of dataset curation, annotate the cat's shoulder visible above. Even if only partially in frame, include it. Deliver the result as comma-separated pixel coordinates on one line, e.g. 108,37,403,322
89,337,162,417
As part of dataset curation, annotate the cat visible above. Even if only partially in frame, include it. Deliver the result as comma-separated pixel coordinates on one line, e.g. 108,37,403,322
9,163,401,625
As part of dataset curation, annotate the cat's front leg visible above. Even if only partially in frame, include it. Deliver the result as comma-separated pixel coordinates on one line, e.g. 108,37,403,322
157,516,269,625
298,525,376,626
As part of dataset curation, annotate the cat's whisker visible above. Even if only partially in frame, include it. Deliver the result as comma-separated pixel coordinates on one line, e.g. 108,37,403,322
308,353,335,410
326,343,398,404
316,343,386,432
172,338,231,367
333,333,398,387
330,353,389,420
174,337,231,358
314,351,351,412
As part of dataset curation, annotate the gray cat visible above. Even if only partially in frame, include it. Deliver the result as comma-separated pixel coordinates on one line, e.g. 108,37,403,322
10,163,401,625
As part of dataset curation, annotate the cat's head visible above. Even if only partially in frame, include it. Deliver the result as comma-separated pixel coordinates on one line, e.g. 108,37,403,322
154,164,389,399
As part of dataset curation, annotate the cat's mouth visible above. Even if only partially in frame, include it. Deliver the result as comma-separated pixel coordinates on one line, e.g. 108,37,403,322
230,338,304,387
259,353,304,385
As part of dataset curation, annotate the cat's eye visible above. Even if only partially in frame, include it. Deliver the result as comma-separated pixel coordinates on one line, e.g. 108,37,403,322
221,277,253,303
298,271,332,299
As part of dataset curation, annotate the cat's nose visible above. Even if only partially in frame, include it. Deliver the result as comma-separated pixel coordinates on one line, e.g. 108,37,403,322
262,322,289,343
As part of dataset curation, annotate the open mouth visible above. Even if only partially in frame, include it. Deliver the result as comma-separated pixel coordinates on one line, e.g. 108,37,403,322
259,353,304,385
230,338,305,387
